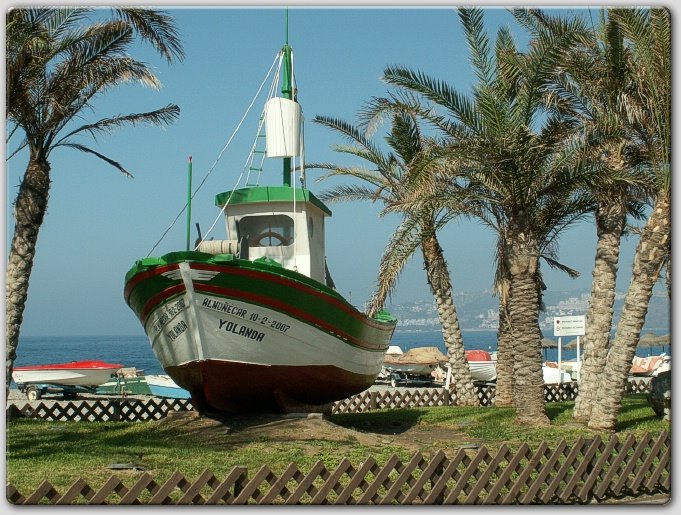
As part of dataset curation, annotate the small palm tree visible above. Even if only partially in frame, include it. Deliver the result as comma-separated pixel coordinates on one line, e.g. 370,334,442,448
585,7,671,431
5,7,184,397
381,8,594,425
311,109,480,407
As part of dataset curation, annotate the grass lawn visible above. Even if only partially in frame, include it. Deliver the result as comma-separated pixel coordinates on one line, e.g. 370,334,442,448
6,394,669,495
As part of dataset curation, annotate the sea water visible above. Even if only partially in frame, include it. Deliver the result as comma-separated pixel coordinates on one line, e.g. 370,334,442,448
13,335,165,377
12,329,670,384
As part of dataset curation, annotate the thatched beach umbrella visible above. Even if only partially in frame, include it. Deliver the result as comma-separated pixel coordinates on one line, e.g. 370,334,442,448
541,337,558,348
541,337,557,360
564,338,573,349
638,332,670,352
564,337,580,350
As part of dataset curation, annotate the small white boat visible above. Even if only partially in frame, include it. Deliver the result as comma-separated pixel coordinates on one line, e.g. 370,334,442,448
146,374,191,399
651,355,671,376
542,364,572,384
465,350,497,382
630,354,670,376
382,346,448,376
12,360,123,388
467,361,497,382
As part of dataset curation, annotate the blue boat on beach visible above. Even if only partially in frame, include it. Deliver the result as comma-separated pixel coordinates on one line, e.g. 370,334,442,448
146,374,191,399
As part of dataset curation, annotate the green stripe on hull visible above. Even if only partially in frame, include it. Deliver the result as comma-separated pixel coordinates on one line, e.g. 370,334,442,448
125,252,396,346
126,251,344,302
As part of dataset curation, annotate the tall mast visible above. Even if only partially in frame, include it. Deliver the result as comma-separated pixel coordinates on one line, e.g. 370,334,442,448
186,156,193,251
281,9,293,187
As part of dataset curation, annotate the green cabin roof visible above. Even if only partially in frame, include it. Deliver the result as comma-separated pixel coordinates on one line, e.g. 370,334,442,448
215,186,332,216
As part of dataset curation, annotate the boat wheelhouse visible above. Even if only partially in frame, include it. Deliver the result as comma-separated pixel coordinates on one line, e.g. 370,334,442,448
210,185,332,285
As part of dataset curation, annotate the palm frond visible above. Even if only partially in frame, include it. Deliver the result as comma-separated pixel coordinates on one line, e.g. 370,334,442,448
114,7,184,63
541,256,581,279
383,66,482,134
317,184,390,205
308,163,388,190
313,115,393,174
458,8,495,87
7,7,182,167
53,142,133,177
384,111,422,165
52,104,180,148
367,215,427,314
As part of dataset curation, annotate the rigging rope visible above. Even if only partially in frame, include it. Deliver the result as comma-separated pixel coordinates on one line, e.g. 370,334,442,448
196,51,287,248
145,52,281,257
245,56,283,186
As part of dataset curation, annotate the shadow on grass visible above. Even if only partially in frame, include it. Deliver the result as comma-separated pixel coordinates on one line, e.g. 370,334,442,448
329,409,426,435
541,395,664,432
544,401,575,422
615,394,664,431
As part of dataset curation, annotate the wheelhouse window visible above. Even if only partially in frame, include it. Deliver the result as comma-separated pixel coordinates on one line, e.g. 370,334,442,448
239,215,294,247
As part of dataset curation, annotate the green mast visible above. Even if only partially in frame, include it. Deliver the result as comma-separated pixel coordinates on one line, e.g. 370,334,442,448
281,9,293,187
186,156,193,251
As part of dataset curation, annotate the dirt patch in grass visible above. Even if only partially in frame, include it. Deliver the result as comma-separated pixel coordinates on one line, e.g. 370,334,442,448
155,411,480,455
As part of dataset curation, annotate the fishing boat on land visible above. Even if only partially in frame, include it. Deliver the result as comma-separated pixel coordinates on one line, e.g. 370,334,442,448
12,360,123,400
124,18,397,414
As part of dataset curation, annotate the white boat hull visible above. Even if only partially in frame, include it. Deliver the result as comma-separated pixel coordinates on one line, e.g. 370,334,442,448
542,366,572,384
468,360,497,382
146,292,387,376
12,368,118,387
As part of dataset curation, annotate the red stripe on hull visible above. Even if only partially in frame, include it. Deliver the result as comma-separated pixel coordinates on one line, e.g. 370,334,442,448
190,263,389,331
124,263,179,303
195,283,387,350
140,284,185,321
167,360,375,413
14,360,123,371
127,261,391,332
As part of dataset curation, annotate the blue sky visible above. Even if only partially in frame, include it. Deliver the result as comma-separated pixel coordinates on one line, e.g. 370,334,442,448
4,4,658,336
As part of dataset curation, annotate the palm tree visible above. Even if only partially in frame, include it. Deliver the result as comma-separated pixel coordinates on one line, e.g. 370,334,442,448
5,7,184,397
310,109,480,407
541,7,652,423
585,8,670,431
380,8,594,425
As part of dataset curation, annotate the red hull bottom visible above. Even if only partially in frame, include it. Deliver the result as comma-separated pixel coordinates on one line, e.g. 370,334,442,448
166,361,376,413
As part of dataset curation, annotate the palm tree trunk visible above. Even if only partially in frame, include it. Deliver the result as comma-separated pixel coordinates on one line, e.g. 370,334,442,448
587,193,670,431
664,244,671,299
6,157,51,399
421,234,479,407
573,199,627,422
506,224,549,426
494,293,514,407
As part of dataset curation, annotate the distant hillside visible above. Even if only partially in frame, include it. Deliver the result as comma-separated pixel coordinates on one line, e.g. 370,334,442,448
386,289,670,333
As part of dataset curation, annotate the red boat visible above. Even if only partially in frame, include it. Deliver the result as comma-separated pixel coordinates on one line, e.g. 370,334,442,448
12,360,123,400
